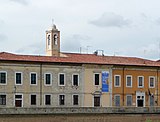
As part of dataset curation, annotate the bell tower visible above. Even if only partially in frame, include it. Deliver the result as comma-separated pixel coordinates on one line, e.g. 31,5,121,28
46,24,60,56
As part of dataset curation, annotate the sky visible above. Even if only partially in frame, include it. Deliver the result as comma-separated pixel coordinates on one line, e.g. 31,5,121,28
1,0,160,60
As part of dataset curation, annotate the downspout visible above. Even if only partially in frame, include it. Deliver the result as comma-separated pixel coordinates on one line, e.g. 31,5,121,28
109,66,113,107
122,67,125,106
157,68,159,106
81,65,85,107
40,63,43,106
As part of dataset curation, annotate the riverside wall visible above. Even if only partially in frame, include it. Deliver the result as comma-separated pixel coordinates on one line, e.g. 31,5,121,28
0,107,160,122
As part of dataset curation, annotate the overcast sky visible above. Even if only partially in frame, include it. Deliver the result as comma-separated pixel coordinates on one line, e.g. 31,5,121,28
1,0,160,60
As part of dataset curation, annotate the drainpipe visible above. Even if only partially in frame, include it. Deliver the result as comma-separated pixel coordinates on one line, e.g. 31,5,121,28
81,66,85,107
122,67,125,106
40,63,43,106
157,68,159,106
109,66,113,107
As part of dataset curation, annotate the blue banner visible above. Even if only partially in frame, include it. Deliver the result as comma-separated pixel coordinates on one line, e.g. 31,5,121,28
102,71,109,92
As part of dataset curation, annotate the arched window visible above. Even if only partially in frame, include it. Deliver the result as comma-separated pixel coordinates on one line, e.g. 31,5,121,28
48,35,51,45
54,34,58,45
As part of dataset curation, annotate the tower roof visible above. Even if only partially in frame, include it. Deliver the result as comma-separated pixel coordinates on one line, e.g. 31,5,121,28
48,24,58,31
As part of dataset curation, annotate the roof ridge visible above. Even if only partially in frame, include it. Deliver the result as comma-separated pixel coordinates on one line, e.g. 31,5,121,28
0,52,16,55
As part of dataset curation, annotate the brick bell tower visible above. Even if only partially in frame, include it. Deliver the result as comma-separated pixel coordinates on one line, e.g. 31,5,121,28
46,24,60,56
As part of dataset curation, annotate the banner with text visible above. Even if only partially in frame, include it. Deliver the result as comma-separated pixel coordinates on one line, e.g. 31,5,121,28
102,71,109,92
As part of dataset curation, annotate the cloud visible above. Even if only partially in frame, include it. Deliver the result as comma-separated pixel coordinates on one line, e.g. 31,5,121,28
61,34,90,53
16,41,45,55
0,19,4,25
156,17,160,25
89,12,131,28
0,34,7,42
9,0,29,5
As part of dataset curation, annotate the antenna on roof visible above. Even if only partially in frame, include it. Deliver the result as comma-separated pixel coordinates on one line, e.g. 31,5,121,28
86,46,91,54
52,19,54,25
80,47,82,54
143,50,146,58
114,52,119,56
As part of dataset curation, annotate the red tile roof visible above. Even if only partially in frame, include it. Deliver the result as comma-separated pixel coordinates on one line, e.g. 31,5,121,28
0,52,159,67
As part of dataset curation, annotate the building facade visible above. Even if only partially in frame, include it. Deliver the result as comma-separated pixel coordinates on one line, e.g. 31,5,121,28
0,24,160,108
112,66,160,107
0,61,84,107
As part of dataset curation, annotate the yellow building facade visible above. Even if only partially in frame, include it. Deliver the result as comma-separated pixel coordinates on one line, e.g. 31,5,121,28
83,64,112,107
112,66,160,107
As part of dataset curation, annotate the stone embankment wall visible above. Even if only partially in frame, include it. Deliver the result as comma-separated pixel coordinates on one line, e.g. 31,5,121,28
0,107,159,122
0,114,160,122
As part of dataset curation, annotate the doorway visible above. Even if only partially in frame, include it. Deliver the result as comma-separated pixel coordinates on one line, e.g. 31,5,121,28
137,99,143,107
15,94,23,107
136,92,145,107
94,96,100,107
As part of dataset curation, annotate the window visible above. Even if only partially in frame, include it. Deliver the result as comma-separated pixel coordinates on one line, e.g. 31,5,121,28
45,95,51,105
30,95,36,105
53,34,58,45
0,72,7,84
72,74,79,86
30,73,37,85
0,95,6,105
44,73,52,86
73,95,79,105
15,72,22,85
149,96,154,106
94,96,100,107
138,76,144,88
94,73,100,86
59,95,65,105
126,75,132,87
15,94,23,107
48,34,50,45
114,75,121,87
59,73,65,86
149,76,155,88
126,95,132,106
114,95,120,106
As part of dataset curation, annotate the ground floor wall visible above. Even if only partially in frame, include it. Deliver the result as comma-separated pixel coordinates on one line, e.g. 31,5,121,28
0,114,159,122
83,93,110,107
3,93,83,107
112,93,157,107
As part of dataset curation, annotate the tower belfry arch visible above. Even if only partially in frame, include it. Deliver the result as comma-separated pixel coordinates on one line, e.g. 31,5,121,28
46,23,60,56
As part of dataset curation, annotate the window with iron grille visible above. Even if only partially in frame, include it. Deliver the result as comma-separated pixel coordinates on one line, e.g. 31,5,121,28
59,95,65,105
31,95,36,105
0,95,6,105
73,95,78,105
149,96,154,106
114,95,120,106
126,95,132,106
45,95,51,105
